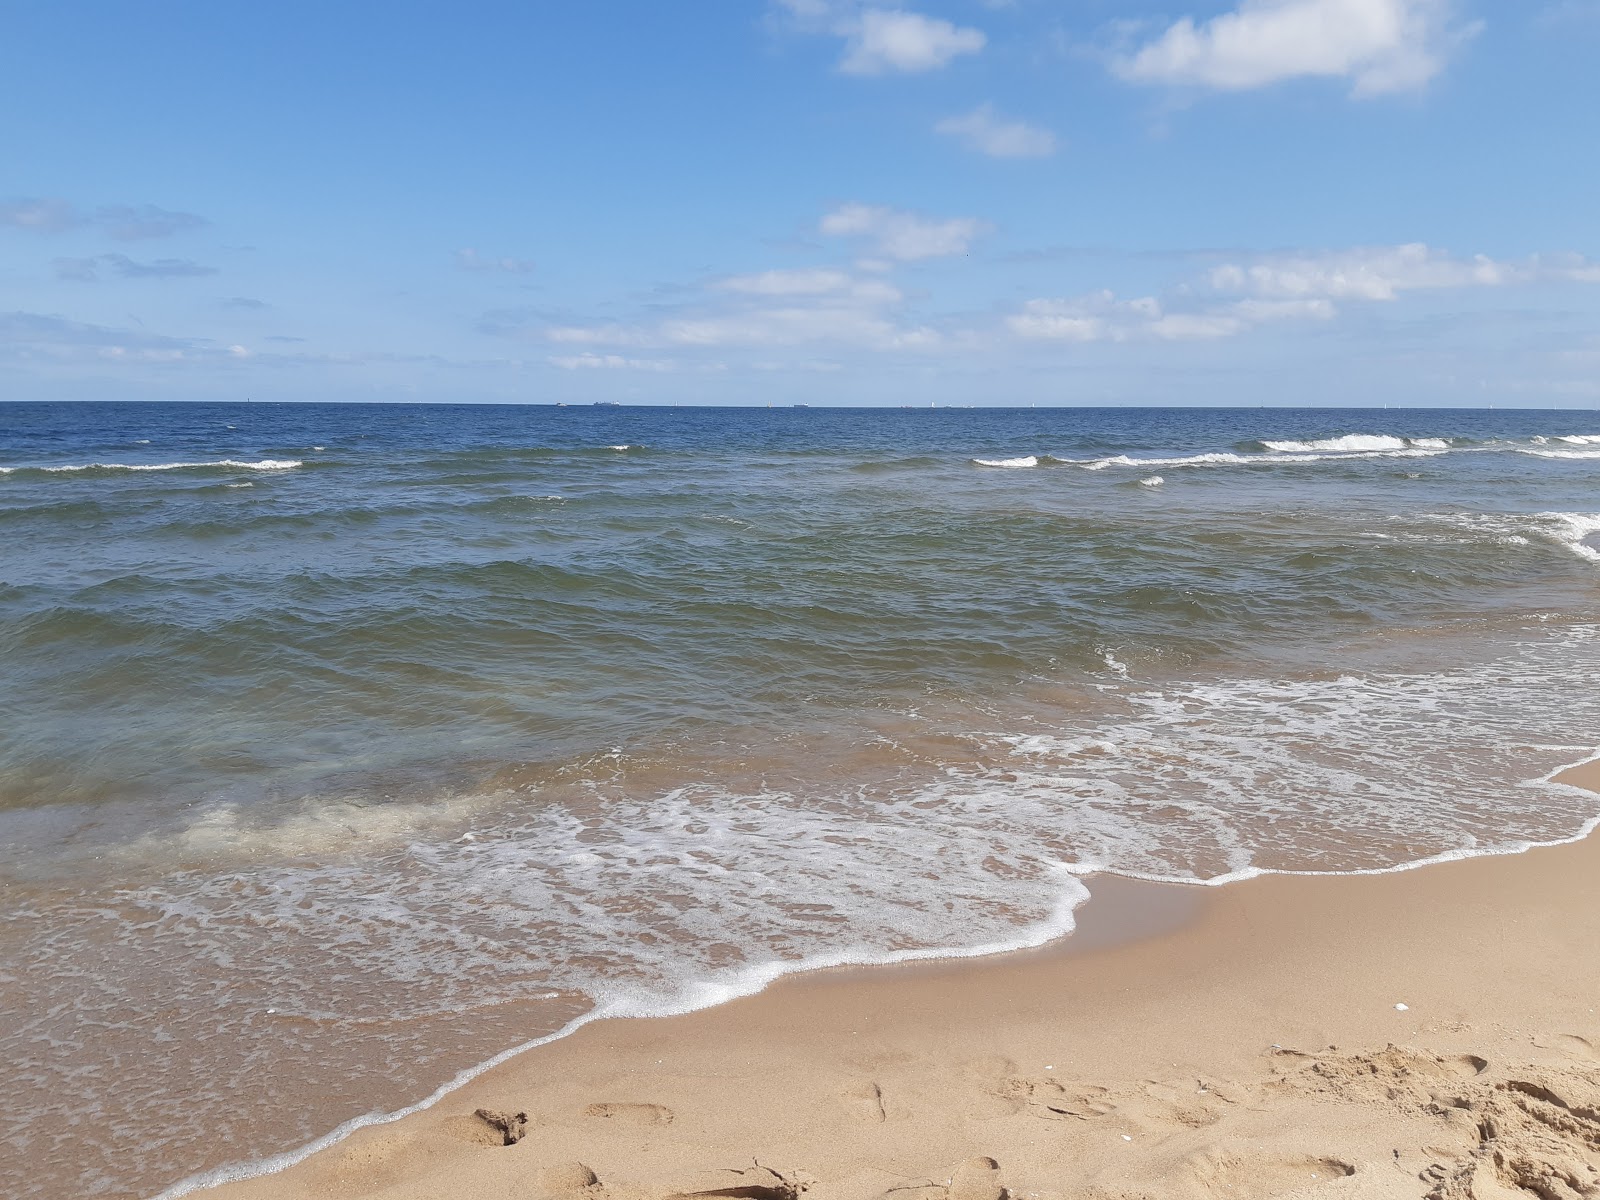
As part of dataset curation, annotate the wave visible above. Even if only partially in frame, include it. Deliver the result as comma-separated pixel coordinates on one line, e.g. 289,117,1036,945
1073,448,1443,471
973,456,1039,468
1412,511,1600,564
1259,434,1415,453
0,458,302,476
139,628,1600,1199
1542,512,1600,562
971,435,1600,473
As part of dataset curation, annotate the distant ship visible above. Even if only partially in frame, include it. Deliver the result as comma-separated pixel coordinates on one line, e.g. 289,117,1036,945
594,401,620,407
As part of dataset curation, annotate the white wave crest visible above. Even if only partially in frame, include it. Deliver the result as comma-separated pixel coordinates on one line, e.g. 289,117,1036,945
1415,511,1600,563
1138,475,1164,487
0,458,303,475
1073,448,1441,471
1540,512,1600,562
973,456,1038,468
1260,434,1411,453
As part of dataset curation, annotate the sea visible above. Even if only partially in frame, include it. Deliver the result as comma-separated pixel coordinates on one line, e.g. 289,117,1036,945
2,401,1599,1199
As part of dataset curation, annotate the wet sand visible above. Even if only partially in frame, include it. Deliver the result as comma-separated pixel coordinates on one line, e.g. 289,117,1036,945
198,760,1600,1200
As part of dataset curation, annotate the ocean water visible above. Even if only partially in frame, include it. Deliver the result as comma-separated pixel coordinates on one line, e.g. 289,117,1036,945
2,401,1599,1199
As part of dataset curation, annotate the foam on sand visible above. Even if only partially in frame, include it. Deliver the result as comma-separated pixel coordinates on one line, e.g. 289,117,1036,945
78,625,1600,1200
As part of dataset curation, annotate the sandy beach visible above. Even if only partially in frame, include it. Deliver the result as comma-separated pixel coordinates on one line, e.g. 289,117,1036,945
192,759,1600,1200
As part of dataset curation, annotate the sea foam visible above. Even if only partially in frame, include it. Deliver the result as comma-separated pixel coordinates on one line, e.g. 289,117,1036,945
1260,434,1413,452
0,458,303,475
973,455,1039,468
130,626,1600,1199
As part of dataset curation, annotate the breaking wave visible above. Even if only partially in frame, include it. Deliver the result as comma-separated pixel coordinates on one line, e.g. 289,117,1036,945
0,458,303,476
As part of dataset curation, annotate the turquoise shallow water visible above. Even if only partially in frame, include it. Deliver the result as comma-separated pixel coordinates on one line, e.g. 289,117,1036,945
2,402,1599,1198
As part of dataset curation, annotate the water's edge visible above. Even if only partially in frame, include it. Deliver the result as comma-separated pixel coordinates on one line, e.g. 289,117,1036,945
149,748,1600,1200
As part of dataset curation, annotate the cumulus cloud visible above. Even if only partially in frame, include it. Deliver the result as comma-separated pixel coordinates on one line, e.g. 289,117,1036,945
935,104,1056,158
1009,243,1600,347
532,250,941,353
1008,289,1336,343
775,3,985,73
456,248,537,273
819,203,988,261
1112,0,1479,97
839,9,986,73
53,254,218,282
0,197,207,239
1208,244,1600,300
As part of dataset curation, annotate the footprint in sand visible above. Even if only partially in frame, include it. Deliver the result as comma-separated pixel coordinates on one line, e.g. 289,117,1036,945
581,1101,674,1125
1532,1033,1600,1061
947,1156,1005,1200
1186,1149,1355,1198
1132,1077,1244,1129
872,1156,1008,1200
664,1165,804,1200
997,1076,1117,1121
842,1081,887,1123
535,1162,605,1200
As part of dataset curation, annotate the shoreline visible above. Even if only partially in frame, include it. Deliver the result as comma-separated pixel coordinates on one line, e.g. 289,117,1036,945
173,756,1600,1200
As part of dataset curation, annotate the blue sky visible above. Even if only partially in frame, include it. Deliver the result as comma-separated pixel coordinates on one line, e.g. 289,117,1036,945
2,0,1598,406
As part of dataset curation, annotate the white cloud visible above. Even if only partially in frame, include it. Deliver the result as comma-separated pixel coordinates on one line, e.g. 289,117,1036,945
548,353,676,371
716,268,902,303
544,257,939,353
1008,289,1334,343
1009,243,1600,348
1207,244,1600,300
662,308,940,349
838,9,986,74
546,325,648,346
456,248,536,274
935,104,1057,158
1227,297,1340,321
1112,0,1478,97
0,197,206,239
554,307,939,352
1008,292,1162,342
820,203,988,261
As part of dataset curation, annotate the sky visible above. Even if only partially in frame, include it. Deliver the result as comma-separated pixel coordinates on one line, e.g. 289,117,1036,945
2,0,1598,407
